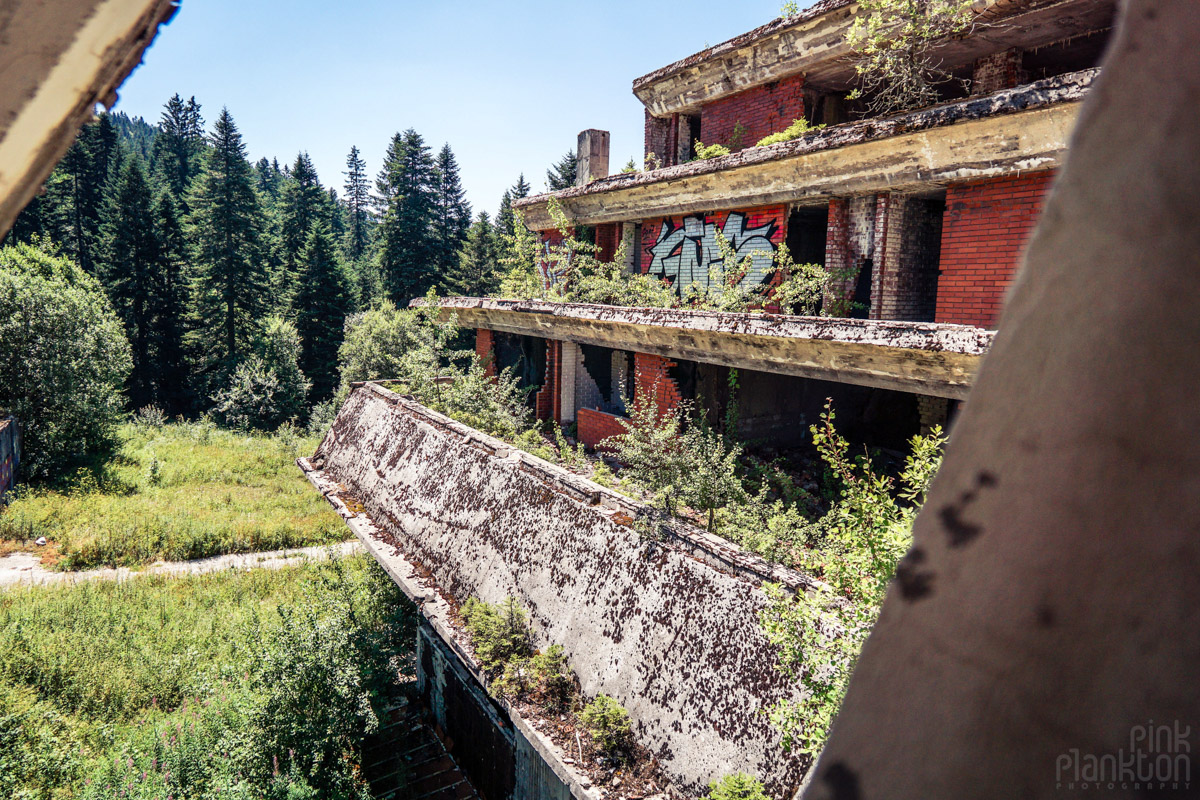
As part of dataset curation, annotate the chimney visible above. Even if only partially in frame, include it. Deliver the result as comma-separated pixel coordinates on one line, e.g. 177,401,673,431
576,129,610,186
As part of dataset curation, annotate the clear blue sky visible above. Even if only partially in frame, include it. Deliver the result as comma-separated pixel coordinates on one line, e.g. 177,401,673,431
113,0,805,218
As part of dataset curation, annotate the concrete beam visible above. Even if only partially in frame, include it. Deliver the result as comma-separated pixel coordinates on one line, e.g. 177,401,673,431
516,72,1091,230
430,299,993,400
632,0,1114,116
0,0,179,238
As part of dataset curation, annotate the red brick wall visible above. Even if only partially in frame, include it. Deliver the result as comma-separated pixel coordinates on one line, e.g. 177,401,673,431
475,329,495,377
640,205,787,280
645,110,679,167
700,73,806,152
577,408,628,451
973,49,1025,95
936,171,1056,328
634,353,682,419
595,223,620,263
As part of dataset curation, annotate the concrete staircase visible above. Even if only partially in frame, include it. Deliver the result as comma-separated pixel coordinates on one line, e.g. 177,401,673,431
364,689,480,800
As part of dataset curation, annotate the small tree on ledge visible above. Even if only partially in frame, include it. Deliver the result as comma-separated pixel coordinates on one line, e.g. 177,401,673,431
845,0,977,117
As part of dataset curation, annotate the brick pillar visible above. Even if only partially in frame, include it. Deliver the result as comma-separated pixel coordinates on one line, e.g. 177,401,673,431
917,395,950,436
634,353,682,420
534,340,561,421
645,110,671,168
824,195,877,316
972,48,1024,95
560,341,579,424
475,329,495,378
868,194,943,322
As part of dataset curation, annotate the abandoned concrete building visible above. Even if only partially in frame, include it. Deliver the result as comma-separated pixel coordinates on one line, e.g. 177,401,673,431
459,0,1117,452
294,2,1125,799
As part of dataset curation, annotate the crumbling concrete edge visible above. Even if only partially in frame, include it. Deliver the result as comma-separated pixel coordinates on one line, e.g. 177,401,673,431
428,297,995,353
298,455,604,800
517,68,1096,214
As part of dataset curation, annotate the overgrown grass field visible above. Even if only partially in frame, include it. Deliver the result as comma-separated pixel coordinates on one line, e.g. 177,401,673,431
0,420,347,569
0,554,414,799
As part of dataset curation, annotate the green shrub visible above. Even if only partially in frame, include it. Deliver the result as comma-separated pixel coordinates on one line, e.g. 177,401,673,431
707,773,770,800
760,403,946,753
694,141,731,160
460,597,532,672
755,118,825,147
604,395,688,515
0,684,82,798
0,241,131,480
338,295,458,389
678,423,746,532
0,555,411,800
579,694,632,754
530,645,574,711
213,318,310,431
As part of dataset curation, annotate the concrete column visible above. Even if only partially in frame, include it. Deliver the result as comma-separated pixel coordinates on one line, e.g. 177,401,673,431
576,129,610,186
559,341,579,424
621,222,638,273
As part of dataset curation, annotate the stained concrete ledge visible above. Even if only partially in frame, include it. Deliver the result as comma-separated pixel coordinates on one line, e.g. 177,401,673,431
300,384,821,796
516,69,1094,229
427,298,994,399
0,0,179,237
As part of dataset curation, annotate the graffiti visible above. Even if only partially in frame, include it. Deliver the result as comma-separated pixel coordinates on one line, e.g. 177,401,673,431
647,211,779,290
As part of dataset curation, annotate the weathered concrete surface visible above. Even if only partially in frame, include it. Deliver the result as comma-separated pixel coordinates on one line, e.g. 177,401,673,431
430,298,993,399
517,71,1092,229
633,0,1114,116
303,448,602,800
303,385,819,796
0,0,179,237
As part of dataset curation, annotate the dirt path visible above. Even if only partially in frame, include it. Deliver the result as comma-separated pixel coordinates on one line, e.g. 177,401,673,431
0,540,364,587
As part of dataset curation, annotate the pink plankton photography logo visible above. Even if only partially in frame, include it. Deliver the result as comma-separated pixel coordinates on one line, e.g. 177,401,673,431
1056,721,1192,791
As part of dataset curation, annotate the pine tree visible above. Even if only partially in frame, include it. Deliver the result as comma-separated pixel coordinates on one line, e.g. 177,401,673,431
432,143,471,278
187,108,268,389
100,157,160,408
255,157,281,198
278,152,325,303
442,211,498,297
375,129,438,303
342,145,371,260
294,222,353,402
496,174,534,275
151,191,190,413
497,189,515,239
326,186,347,246
49,114,120,273
496,173,531,238
151,94,205,204
546,150,578,190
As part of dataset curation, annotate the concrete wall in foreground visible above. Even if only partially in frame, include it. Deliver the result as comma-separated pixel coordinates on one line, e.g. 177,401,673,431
312,385,812,796
0,418,20,501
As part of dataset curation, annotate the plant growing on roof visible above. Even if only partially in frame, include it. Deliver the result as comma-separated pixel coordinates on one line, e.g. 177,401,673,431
756,117,826,147
579,694,633,755
760,402,946,753
845,0,977,116
693,140,731,160
460,596,532,672
707,773,770,800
